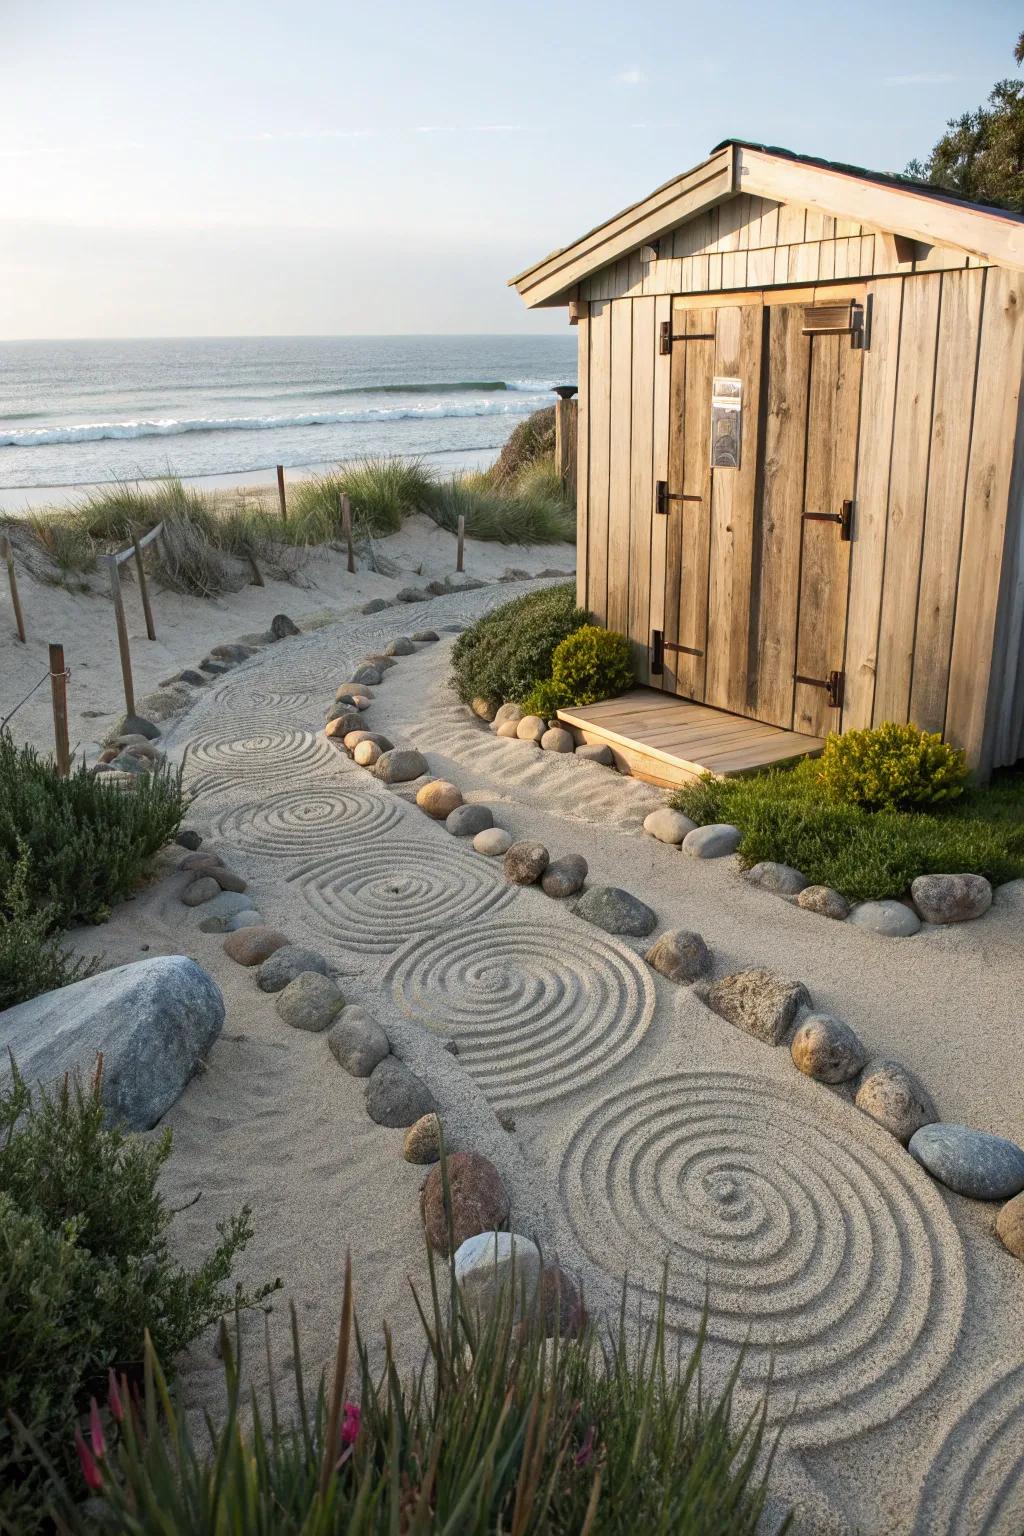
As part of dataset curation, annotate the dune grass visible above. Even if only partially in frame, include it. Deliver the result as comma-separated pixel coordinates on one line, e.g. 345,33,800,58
425,459,574,544
289,455,437,538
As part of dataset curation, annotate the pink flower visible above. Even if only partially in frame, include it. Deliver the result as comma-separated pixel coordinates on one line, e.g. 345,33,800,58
74,1427,104,1493
107,1370,124,1425
89,1398,106,1461
574,1424,596,1469
340,1401,361,1448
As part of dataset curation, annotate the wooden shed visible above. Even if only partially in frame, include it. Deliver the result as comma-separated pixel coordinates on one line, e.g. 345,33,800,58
511,140,1024,786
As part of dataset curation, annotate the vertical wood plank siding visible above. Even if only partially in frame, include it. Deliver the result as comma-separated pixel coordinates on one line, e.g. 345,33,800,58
573,199,1024,769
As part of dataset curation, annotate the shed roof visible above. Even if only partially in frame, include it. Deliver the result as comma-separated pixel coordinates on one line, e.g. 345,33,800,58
510,139,1024,307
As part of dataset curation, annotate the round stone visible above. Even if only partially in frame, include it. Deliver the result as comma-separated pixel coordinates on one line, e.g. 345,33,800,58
195,891,253,928
375,748,429,783
222,926,290,966
336,682,372,702
417,780,464,819
386,636,415,656
541,854,588,898
179,850,223,872
274,971,344,1033
403,1112,442,1164
365,1056,436,1128
700,969,810,1046
540,727,575,753
208,866,247,893
848,900,921,938
797,885,850,921
343,729,376,752
446,804,494,837
361,598,388,613
471,697,497,722
791,1014,866,1084
745,861,808,896
532,1262,588,1338
182,876,219,907
503,841,549,885
494,702,525,726
325,714,362,740
420,1150,509,1255
515,715,547,745
411,630,439,642
327,1006,390,1077
256,944,331,993
911,873,993,925
222,909,262,932
474,827,513,857
351,664,383,686
454,1231,542,1322
644,928,712,984
353,740,382,767
855,1059,937,1144
575,743,614,765
496,721,520,739
681,823,742,859
996,1191,1024,1258
908,1123,1024,1200
575,885,657,937
643,807,697,845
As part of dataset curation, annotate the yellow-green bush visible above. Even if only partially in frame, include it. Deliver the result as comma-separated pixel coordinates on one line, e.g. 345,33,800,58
817,722,968,811
522,624,633,714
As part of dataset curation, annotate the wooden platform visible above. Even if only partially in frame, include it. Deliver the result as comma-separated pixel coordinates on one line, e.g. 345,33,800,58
556,690,825,789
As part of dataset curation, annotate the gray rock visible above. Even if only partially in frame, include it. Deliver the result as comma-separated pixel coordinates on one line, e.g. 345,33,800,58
446,804,494,837
645,929,712,984
745,861,808,896
361,597,389,615
540,727,575,753
182,875,220,907
503,841,550,885
911,873,993,925
270,613,299,638
474,827,513,856
908,1123,1024,1200
412,629,439,642
681,823,742,859
797,885,850,921
328,1006,391,1077
375,747,429,783
997,1191,1024,1259
494,702,525,726
365,1055,436,1127
256,945,331,993
360,654,396,671
210,642,256,663
643,807,697,845
173,668,208,687
541,854,588,898
454,1231,542,1322
443,623,466,632
575,885,657,937
350,664,383,686
208,865,247,893
848,900,921,938
275,972,344,1033
0,955,223,1131
855,1060,937,1144
109,752,150,775
175,828,203,851
791,1014,865,1083
193,890,254,926
575,743,614,766
223,910,263,932
396,586,429,603
112,713,160,741
699,968,809,1046
385,636,415,656
198,659,231,676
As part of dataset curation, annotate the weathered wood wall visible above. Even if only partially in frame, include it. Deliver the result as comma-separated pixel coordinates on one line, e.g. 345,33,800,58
576,201,1024,772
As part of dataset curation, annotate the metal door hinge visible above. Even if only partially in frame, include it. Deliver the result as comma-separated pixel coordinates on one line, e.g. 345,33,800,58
659,320,716,354
651,629,664,674
656,480,705,515
802,499,853,540
794,669,845,708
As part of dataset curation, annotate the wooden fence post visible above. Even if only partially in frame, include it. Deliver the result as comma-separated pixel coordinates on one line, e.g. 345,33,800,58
340,493,356,574
554,395,578,500
1,534,26,643
48,642,71,776
105,554,135,717
132,534,156,640
277,464,288,522
456,515,465,574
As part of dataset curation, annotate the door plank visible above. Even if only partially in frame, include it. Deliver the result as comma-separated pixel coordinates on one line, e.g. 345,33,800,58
586,301,612,622
606,301,634,635
575,306,591,611
648,295,672,682
628,297,656,682
675,308,716,699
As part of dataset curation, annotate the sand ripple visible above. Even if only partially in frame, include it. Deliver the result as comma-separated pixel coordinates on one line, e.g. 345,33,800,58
913,1364,1024,1534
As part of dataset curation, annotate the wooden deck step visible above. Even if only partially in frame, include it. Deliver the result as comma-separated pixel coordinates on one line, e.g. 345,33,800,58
556,689,825,789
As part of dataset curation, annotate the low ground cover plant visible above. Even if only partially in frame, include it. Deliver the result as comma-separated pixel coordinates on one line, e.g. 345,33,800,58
817,722,968,810
522,623,634,715
671,737,1024,902
450,582,588,709
0,1062,276,1534
38,1245,787,1536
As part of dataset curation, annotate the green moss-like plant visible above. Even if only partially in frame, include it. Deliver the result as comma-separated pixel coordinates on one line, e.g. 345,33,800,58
818,722,968,811
449,583,588,709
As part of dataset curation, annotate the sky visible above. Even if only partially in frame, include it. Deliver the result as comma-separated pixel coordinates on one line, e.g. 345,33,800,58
0,0,1018,338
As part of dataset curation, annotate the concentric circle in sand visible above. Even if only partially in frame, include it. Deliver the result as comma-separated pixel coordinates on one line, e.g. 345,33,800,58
287,838,515,955
384,919,654,1109
213,784,404,858
559,1071,965,1446
182,729,339,797
913,1364,1024,1534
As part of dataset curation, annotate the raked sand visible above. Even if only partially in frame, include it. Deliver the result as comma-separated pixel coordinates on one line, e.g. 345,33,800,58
47,574,1024,1535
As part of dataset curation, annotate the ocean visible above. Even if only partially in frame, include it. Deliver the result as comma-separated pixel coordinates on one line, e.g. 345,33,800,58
0,335,577,509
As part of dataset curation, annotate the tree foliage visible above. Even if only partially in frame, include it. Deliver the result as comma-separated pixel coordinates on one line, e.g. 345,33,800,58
906,33,1024,211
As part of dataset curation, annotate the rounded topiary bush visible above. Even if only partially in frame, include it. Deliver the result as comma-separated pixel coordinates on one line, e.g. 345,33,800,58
818,722,968,811
548,624,633,707
449,583,588,710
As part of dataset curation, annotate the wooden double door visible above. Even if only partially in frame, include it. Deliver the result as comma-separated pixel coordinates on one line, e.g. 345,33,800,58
656,290,864,736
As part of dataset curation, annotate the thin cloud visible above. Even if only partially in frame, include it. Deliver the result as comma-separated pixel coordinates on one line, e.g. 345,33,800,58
615,66,647,86
242,128,375,142
883,71,956,85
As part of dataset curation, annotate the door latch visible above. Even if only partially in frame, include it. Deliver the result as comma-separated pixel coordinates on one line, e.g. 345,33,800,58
794,669,845,708
802,499,853,540
656,480,705,515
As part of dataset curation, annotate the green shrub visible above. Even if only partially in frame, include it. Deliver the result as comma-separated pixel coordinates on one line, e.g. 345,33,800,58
489,404,557,487
818,721,968,810
670,757,1024,902
449,583,588,709
0,733,185,929
550,624,633,704
520,676,568,717
0,1062,277,1534
0,847,95,1011
38,1241,787,1536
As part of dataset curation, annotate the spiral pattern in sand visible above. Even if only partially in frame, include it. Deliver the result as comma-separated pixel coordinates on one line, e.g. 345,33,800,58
183,729,339,797
558,1071,965,1447
213,784,404,858
913,1365,1024,1534
288,838,515,955
211,684,317,719
385,920,654,1109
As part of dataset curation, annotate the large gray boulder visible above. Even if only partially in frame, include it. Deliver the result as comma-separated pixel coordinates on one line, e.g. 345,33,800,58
910,873,993,925
0,956,223,1131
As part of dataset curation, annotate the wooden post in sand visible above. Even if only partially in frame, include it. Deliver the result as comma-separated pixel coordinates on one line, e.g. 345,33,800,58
0,534,26,643
554,395,578,500
456,515,465,573
48,642,71,776
340,493,356,574
276,464,288,522
132,534,156,641
104,554,136,717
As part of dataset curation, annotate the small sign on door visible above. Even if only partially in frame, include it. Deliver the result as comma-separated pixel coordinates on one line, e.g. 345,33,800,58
711,376,742,469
